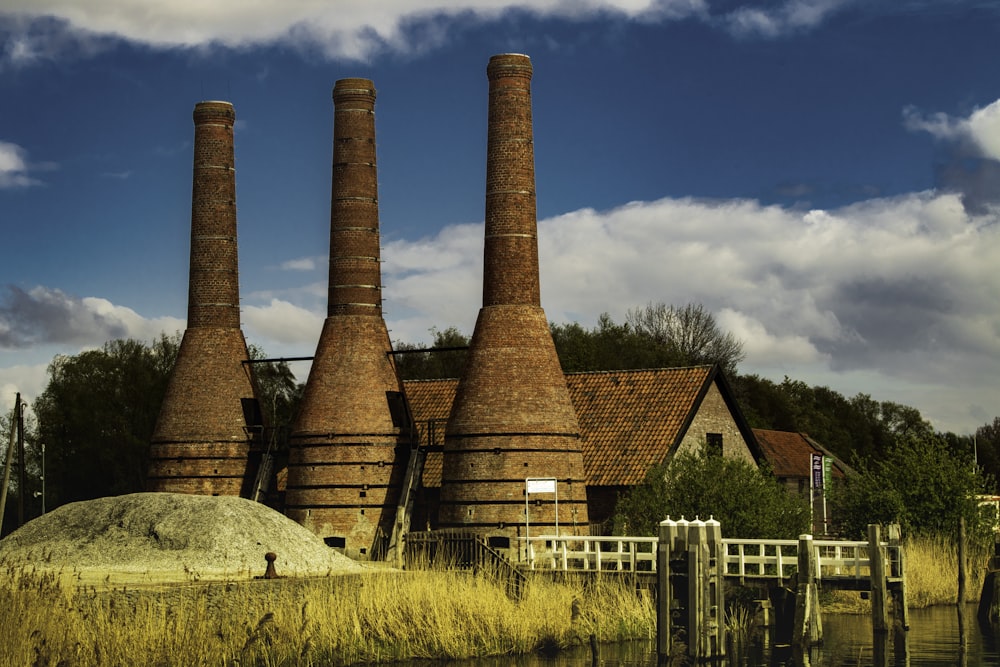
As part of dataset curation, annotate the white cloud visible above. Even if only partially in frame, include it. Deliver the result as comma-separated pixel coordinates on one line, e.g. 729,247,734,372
0,0,703,63
242,298,324,347
367,190,1000,433
0,363,50,412
3,0,988,67
3,186,998,433
0,286,183,348
0,140,42,187
905,99,1000,163
722,0,852,38
280,257,318,272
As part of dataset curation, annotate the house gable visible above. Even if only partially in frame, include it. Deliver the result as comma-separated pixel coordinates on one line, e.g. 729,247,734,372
676,382,756,464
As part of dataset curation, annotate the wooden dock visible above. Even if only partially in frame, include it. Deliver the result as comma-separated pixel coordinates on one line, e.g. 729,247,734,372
404,522,908,663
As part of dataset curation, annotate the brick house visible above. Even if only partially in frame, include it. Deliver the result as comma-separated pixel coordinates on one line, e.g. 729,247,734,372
403,364,763,533
752,429,852,534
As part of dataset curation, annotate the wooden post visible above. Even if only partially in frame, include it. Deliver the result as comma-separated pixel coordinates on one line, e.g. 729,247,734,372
687,519,707,659
657,518,676,662
869,524,889,635
792,533,821,662
886,523,909,662
959,516,968,665
706,517,726,660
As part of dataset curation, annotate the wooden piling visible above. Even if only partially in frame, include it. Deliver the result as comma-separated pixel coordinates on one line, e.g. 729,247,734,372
656,519,673,661
792,533,822,662
886,523,909,662
869,524,889,634
959,516,968,665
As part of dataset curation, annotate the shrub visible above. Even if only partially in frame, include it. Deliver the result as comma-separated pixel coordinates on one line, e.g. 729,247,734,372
613,448,810,539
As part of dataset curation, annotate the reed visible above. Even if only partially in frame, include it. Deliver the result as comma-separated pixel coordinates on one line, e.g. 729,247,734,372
0,566,654,666
824,534,992,612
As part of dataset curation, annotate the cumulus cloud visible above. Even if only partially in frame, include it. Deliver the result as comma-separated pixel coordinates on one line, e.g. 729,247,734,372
721,0,852,38
365,190,1000,432
9,0,981,66
242,298,324,347
0,0,704,64
0,140,43,188
904,98,1000,214
904,99,1000,162
0,285,183,349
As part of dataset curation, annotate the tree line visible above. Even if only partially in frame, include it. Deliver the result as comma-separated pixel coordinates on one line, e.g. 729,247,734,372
2,301,996,540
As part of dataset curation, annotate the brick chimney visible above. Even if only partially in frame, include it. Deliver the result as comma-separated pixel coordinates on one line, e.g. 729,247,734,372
440,55,590,537
285,79,410,559
148,101,262,496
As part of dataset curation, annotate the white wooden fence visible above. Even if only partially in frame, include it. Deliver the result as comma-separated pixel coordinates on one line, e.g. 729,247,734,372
518,534,899,583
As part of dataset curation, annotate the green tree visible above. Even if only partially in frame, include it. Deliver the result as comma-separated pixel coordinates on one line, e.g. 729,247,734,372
393,327,470,380
614,448,810,539
975,417,1000,492
247,345,302,434
32,335,180,507
829,431,990,539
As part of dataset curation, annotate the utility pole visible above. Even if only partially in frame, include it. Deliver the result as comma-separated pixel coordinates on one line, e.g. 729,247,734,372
17,393,25,527
0,393,17,533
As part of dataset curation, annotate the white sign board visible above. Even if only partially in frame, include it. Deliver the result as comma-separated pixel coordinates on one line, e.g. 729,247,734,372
526,478,557,494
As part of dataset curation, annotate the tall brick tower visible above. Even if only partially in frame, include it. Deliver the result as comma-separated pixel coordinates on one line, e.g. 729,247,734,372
440,54,589,538
285,79,410,559
148,101,261,497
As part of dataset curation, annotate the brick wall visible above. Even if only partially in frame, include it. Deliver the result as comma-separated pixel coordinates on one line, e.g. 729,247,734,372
676,383,756,463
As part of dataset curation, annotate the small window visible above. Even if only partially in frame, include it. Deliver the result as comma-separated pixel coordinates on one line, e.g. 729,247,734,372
706,433,723,456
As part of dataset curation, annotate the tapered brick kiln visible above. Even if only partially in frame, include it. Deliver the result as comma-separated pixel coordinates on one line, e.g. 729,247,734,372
148,101,262,496
285,79,411,559
440,54,589,537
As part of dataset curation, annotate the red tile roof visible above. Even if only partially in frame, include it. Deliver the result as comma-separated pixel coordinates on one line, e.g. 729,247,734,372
752,429,846,480
403,366,725,489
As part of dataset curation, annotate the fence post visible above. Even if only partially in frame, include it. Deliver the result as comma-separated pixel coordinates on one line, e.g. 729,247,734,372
869,524,889,634
886,522,910,651
687,518,707,658
657,518,677,662
706,517,726,660
792,533,822,662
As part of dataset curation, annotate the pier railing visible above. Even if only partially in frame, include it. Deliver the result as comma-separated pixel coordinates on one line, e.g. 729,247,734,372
517,533,903,584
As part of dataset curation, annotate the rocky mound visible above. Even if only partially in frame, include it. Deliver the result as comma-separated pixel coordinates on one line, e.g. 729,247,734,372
0,492,363,584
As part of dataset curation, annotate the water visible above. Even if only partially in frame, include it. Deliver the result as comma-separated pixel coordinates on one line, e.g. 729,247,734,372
399,605,1000,666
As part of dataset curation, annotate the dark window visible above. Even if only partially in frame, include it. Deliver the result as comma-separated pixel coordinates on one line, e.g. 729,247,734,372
488,536,511,550
324,536,346,549
241,397,263,428
706,433,723,456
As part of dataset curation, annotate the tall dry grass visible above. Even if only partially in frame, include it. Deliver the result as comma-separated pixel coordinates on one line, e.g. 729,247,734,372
0,566,654,666
824,534,993,613
903,534,990,608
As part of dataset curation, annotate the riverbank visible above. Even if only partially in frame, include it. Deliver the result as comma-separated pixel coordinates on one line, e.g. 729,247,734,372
2,531,990,665
1,566,655,666
824,534,992,613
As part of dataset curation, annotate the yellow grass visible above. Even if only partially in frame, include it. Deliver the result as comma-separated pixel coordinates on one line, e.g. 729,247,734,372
0,566,655,666
825,534,992,613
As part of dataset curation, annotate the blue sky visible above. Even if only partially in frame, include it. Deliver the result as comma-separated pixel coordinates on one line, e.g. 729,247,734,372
1,0,999,435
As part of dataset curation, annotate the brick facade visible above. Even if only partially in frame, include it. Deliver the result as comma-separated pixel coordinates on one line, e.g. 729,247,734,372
675,384,756,463
286,80,411,559
148,101,260,497
440,55,589,537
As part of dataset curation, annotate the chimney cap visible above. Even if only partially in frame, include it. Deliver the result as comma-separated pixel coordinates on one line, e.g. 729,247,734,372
193,101,235,123
487,53,532,79
333,78,376,101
